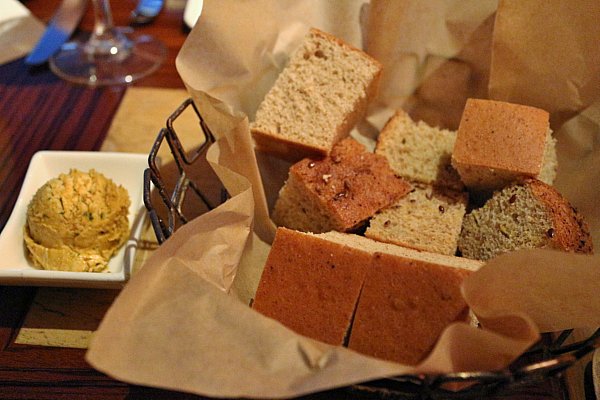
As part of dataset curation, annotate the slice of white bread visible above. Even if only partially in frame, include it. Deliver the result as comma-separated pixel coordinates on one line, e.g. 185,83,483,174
272,138,412,233
451,99,557,192
253,227,483,362
375,110,464,191
458,178,593,260
251,28,382,161
365,184,468,255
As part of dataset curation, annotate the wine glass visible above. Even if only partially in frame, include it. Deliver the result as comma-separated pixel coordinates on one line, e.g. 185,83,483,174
49,0,166,86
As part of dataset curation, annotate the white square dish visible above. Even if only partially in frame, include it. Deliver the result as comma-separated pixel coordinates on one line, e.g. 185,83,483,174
0,151,148,288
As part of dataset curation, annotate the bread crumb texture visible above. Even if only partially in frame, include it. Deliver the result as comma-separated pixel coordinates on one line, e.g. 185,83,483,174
376,110,463,191
366,184,468,255
458,179,593,260
251,28,381,158
273,138,412,233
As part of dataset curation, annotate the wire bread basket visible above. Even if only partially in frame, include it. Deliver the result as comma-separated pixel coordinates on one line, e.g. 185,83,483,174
142,98,600,399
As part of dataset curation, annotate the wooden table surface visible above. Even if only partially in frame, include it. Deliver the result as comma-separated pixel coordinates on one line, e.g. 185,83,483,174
0,1,583,399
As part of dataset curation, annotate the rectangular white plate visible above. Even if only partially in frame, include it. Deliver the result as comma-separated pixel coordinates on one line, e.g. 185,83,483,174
0,151,148,288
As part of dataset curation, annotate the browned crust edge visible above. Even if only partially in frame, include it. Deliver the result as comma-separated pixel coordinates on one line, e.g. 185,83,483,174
251,128,329,162
527,179,593,254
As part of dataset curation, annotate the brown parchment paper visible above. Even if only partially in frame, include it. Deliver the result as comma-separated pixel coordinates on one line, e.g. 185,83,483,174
489,0,600,129
87,0,600,398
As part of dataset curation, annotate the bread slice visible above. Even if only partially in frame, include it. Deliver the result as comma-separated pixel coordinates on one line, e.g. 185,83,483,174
348,252,473,365
253,228,483,356
251,28,382,161
458,179,593,260
365,184,468,255
375,110,463,191
316,231,482,365
252,227,371,346
451,99,557,192
272,138,412,233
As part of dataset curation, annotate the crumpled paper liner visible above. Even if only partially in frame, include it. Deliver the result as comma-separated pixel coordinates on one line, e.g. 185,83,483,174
87,0,600,398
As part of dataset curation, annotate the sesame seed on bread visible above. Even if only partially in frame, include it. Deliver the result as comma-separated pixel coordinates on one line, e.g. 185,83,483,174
272,138,412,233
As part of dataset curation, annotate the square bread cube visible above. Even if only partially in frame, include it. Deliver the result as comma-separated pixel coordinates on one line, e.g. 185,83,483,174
375,110,463,191
451,99,556,191
272,138,412,233
347,252,472,365
252,228,370,346
366,184,468,255
251,28,382,161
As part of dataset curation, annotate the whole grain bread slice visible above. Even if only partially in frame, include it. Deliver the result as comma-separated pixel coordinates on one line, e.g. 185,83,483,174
366,184,468,255
251,28,382,161
458,178,593,260
375,110,464,191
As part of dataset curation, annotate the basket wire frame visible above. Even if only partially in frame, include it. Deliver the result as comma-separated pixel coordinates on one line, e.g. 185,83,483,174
143,98,225,244
142,98,600,399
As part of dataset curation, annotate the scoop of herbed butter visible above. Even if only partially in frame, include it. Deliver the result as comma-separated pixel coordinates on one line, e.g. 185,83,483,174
24,169,130,272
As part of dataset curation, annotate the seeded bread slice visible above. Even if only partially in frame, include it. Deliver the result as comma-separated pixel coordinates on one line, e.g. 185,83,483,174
458,179,593,260
451,99,557,192
375,110,464,191
251,28,382,161
272,138,412,233
366,184,468,255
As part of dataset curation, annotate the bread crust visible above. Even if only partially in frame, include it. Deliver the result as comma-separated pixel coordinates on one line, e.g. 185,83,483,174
272,138,412,233
527,179,593,254
348,251,472,365
254,228,480,361
252,128,329,161
452,99,551,191
252,227,371,346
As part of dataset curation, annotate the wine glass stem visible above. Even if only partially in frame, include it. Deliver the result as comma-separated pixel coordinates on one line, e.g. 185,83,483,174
92,0,114,37
86,0,131,58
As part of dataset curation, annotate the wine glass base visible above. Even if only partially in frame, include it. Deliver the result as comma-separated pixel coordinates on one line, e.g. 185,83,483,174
49,30,166,86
